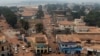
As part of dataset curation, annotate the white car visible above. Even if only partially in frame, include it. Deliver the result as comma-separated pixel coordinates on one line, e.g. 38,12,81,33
22,46,26,50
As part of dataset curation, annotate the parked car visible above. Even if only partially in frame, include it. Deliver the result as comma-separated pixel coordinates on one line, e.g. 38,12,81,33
22,46,26,50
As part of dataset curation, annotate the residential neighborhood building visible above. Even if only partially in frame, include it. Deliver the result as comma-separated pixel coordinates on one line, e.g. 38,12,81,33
30,34,49,54
19,7,38,20
28,19,43,35
51,10,67,24
0,34,11,56
0,3,100,56
56,34,82,54
53,20,74,34
85,45,100,56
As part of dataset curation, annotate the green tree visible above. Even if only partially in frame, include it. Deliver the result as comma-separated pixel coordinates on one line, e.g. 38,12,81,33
23,21,29,30
35,23,44,33
93,4,100,11
20,19,29,30
71,12,80,19
0,7,17,28
36,10,44,19
84,11,100,26
38,5,42,11
73,5,80,11
71,10,85,19
36,5,44,19
45,4,58,14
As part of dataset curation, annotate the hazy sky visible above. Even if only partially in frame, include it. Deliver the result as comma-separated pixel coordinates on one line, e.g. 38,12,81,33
0,0,100,4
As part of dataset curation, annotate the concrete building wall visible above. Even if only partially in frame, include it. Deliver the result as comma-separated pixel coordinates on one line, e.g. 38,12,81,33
36,47,48,53
0,50,10,56
58,24,74,30
74,26,89,32
58,42,82,54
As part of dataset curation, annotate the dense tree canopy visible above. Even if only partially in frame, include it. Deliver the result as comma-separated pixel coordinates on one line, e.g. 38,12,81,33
36,5,44,19
45,4,65,18
46,4,57,12
0,7,17,28
93,4,100,11
35,23,44,33
20,19,29,30
9,6,18,12
84,11,100,27
38,5,42,11
71,6,86,19
36,10,44,19
71,12,80,19
73,5,80,11
71,10,85,19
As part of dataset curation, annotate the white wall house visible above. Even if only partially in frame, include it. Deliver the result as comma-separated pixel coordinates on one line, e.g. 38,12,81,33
74,26,89,33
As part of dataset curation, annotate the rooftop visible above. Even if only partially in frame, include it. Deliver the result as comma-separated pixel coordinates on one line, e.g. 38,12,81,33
36,37,46,43
23,7,38,11
31,34,48,45
21,12,35,16
84,44,100,51
56,34,81,42
76,26,100,33
74,19,83,22
75,23,86,26
74,18,86,26
57,21,74,25
20,7,37,17
75,34,100,41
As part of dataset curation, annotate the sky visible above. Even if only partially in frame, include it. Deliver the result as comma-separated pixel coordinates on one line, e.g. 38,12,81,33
0,0,100,4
